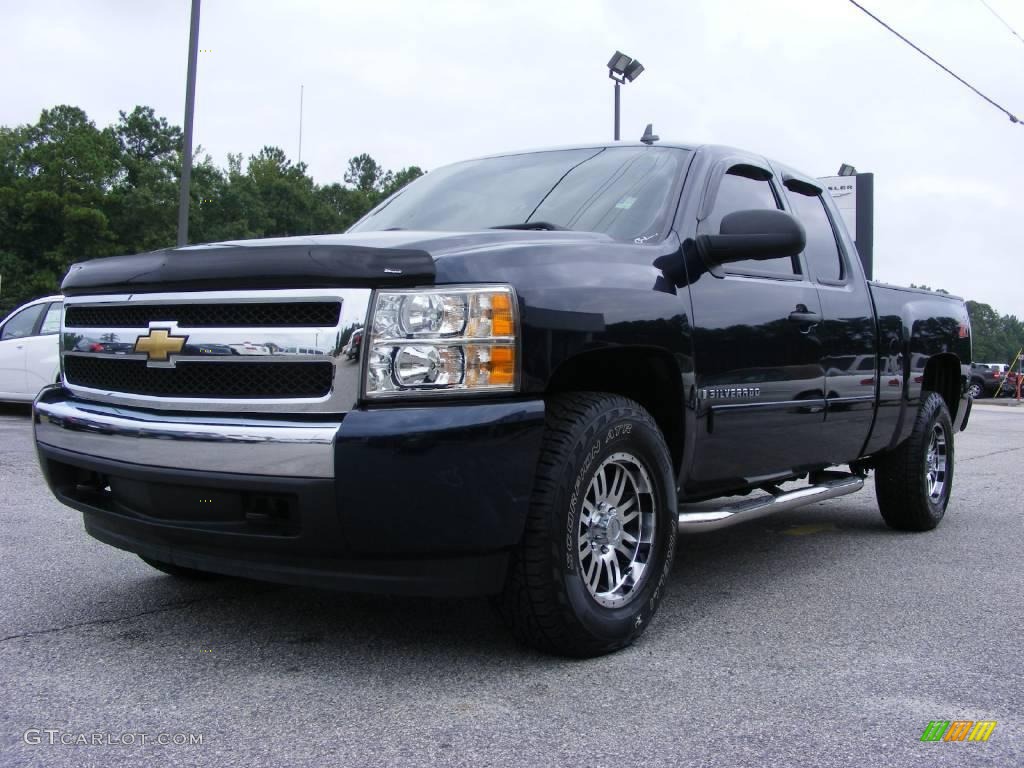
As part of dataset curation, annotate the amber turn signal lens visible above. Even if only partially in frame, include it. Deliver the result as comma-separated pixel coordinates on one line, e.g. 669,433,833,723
487,346,515,386
465,344,516,388
490,293,514,337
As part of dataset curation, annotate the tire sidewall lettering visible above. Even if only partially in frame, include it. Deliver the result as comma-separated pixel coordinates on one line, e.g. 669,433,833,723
566,436,603,573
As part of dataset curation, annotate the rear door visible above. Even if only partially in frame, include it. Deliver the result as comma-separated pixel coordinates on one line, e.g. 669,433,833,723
686,157,827,489
780,175,878,464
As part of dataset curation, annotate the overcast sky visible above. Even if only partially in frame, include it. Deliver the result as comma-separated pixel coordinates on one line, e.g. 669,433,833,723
2,0,1022,317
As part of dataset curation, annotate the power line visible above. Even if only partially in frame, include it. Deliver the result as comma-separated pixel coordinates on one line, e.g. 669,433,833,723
978,0,1024,47
846,0,1021,125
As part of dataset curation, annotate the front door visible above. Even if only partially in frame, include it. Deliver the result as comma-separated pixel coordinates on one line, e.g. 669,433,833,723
686,160,826,491
0,303,46,396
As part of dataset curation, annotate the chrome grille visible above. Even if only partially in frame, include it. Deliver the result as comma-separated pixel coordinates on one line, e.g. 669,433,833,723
60,289,372,413
64,357,334,399
65,301,341,328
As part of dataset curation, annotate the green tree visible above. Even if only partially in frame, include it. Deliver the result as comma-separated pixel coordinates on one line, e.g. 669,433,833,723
967,300,1024,364
106,106,183,253
344,153,385,193
343,152,423,211
20,105,119,197
0,104,423,314
380,165,424,198
0,106,119,313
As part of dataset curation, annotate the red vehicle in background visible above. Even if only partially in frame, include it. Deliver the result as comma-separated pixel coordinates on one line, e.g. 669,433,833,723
1002,366,1021,399
991,363,1021,399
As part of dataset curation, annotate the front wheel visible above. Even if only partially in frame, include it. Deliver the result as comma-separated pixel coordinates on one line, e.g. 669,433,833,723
874,392,955,531
496,393,677,657
966,381,983,399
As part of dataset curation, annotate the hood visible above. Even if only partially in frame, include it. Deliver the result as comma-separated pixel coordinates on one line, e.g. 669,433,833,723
60,230,615,295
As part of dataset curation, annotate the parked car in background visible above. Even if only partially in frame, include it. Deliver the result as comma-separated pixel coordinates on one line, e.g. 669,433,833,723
968,362,1007,399
73,338,135,355
0,296,63,403
343,328,363,361
229,342,272,356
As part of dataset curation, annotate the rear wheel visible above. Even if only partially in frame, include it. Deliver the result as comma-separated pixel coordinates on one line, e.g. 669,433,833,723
139,556,223,580
874,392,954,531
496,393,677,657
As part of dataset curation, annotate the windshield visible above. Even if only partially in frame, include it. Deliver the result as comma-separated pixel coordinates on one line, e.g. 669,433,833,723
349,146,689,243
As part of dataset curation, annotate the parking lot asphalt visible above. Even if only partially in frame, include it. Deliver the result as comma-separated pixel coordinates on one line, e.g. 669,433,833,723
0,401,1021,768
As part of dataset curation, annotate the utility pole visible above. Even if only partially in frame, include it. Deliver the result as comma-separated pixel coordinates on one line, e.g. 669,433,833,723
298,84,304,164
177,0,201,247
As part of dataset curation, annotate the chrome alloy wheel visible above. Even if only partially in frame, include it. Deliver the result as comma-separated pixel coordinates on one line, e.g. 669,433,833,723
577,452,657,607
925,423,948,501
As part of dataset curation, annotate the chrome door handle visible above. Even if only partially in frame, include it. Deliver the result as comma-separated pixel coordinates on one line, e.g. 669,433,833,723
788,311,821,323
788,311,820,335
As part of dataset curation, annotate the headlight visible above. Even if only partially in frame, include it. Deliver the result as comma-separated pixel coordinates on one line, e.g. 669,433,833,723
364,285,518,398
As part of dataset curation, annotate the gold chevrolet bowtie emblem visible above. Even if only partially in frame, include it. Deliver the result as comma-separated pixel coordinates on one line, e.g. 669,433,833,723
134,328,188,363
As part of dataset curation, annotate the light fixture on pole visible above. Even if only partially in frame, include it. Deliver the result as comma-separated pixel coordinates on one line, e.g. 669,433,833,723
607,50,644,141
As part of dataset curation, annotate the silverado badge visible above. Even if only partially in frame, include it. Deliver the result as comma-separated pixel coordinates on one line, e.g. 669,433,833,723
700,387,761,400
134,328,188,364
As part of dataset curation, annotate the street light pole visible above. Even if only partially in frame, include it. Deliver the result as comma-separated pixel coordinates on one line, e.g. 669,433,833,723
614,80,620,141
607,51,644,143
177,0,201,247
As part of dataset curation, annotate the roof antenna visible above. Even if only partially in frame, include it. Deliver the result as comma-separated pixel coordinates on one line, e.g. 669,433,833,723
640,123,659,144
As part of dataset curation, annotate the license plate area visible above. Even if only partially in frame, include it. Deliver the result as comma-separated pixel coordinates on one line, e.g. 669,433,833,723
101,476,300,536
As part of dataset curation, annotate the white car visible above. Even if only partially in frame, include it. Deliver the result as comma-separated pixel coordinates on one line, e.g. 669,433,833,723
0,295,63,403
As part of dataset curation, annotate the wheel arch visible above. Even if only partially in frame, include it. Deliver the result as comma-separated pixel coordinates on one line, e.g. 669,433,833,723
922,353,963,421
545,346,685,478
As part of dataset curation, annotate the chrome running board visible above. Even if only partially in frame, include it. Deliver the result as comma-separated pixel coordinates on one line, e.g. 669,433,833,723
677,473,864,532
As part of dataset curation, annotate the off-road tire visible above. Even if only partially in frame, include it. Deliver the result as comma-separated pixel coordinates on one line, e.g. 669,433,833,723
874,392,954,531
496,393,677,657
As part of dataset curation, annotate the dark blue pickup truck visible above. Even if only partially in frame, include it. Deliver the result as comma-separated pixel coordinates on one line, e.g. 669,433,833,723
34,141,972,657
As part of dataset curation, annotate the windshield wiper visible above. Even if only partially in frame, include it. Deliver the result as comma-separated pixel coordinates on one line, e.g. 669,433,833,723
489,222,571,231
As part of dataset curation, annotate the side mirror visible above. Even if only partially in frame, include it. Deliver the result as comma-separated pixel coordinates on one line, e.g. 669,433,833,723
697,208,806,265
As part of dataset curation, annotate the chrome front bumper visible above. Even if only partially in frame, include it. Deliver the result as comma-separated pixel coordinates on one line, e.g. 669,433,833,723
33,386,339,478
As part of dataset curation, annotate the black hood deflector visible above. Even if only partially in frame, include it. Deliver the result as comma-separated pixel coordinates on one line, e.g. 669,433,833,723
61,242,436,295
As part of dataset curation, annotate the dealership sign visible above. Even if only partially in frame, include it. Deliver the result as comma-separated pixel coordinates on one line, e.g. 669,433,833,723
820,172,874,280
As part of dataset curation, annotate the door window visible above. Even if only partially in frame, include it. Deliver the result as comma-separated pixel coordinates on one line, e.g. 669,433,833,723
1,304,45,340
705,171,798,277
787,191,844,282
39,302,63,335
